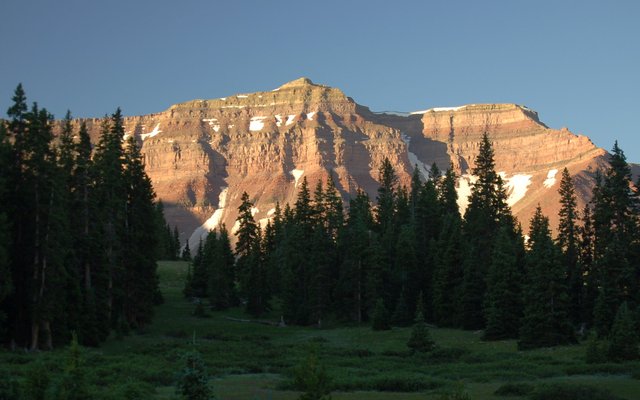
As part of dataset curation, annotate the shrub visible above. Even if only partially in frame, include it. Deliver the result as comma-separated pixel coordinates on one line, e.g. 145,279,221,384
175,350,213,400
407,311,435,353
529,383,622,400
494,382,534,396
371,299,391,331
0,373,20,400
584,333,608,364
293,346,331,400
607,302,639,361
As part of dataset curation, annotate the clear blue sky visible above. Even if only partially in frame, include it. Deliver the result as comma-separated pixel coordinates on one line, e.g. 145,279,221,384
2,0,639,160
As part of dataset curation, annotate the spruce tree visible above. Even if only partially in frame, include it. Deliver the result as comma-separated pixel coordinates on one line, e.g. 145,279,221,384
557,168,582,326
432,214,464,327
519,206,574,349
371,298,391,331
407,293,435,353
121,136,160,328
483,226,522,340
461,133,513,330
176,350,213,400
607,302,639,361
235,192,267,316
591,142,638,334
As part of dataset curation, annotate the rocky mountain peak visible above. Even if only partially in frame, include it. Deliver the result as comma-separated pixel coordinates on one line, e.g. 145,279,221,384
278,77,320,89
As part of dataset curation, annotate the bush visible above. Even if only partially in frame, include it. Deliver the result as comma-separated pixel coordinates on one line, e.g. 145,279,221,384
175,350,213,400
494,382,534,396
371,299,391,331
439,383,470,400
529,383,622,400
607,302,639,361
293,346,331,400
0,373,20,400
407,311,435,353
584,333,608,364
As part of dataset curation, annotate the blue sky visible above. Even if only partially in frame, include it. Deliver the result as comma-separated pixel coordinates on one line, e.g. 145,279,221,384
2,0,639,160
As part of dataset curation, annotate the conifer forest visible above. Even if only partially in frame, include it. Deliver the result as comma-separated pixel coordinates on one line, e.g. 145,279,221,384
2,85,640,399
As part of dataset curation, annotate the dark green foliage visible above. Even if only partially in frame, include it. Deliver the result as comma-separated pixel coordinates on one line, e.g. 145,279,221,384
175,350,213,400
371,299,391,331
483,227,522,340
585,333,608,364
529,383,622,400
392,290,411,327
293,347,332,400
493,382,534,396
557,168,582,326
0,373,20,400
1,87,161,348
50,334,91,400
407,294,435,353
519,206,575,349
22,360,50,400
461,133,513,330
607,302,639,361
591,142,638,334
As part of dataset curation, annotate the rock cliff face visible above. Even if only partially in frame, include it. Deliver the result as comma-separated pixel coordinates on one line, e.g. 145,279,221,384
75,78,608,247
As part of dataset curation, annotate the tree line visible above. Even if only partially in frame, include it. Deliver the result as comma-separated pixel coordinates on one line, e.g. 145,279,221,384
188,133,640,351
0,85,167,349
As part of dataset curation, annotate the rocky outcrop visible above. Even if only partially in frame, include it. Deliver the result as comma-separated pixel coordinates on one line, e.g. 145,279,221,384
70,78,610,247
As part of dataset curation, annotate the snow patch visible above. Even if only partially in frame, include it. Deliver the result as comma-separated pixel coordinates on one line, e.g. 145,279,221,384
187,187,228,250
237,95,248,98
140,123,161,140
411,106,464,115
275,115,283,127
251,207,260,216
306,111,317,120
500,172,532,207
456,174,478,213
544,169,558,188
267,208,276,217
401,133,429,179
221,105,246,109
220,97,226,101
202,118,220,132
286,115,296,125
249,116,267,131
290,169,304,187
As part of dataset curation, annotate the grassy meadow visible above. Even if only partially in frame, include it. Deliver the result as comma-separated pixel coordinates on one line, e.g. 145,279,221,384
2,260,640,399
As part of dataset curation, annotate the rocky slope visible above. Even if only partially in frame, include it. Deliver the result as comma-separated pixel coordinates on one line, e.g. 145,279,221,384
74,78,608,247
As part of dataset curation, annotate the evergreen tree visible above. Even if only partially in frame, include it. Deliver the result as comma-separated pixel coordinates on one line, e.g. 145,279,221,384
483,227,522,340
176,350,213,400
461,133,513,330
579,205,597,327
432,214,464,327
371,298,391,331
407,293,435,353
607,302,639,361
182,241,192,261
50,333,91,400
294,346,332,400
557,168,582,326
0,122,12,339
591,142,638,334
519,206,574,349
121,136,160,328
235,192,267,316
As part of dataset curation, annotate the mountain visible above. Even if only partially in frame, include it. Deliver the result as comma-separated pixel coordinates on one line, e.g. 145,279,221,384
72,78,609,248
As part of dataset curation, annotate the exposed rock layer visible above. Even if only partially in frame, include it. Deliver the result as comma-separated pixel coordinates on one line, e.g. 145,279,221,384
71,78,608,246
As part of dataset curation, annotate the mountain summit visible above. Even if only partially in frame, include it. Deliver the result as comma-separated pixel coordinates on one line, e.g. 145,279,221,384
71,79,607,247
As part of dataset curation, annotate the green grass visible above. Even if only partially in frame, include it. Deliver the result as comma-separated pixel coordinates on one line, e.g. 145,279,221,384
2,260,640,399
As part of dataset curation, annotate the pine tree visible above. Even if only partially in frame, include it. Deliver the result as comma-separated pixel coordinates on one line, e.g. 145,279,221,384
176,350,213,400
371,298,391,331
294,346,332,400
432,214,464,327
235,192,267,316
50,333,91,399
483,227,522,340
461,133,513,330
0,122,12,339
519,206,574,349
407,293,435,353
121,136,160,328
557,168,582,326
591,142,638,334
579,205,597,326
607,302,639,361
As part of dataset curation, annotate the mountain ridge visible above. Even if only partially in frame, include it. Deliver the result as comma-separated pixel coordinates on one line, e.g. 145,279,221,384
63,78,617,247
